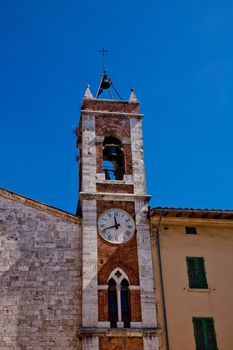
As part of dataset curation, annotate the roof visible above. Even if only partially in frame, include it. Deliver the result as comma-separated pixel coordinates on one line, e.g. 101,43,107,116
0,188,81,224
150,207,233,220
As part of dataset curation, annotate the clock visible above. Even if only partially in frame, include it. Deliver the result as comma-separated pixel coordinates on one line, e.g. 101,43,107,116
98,208,135,244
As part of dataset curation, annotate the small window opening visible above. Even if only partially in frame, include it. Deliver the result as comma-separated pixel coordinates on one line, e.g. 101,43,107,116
186,227,197,235
120,279,131,328
108,278,118,328
102,137,124,180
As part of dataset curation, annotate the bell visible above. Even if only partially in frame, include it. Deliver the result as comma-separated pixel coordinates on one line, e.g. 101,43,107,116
100,73,111,90
104,146,120,160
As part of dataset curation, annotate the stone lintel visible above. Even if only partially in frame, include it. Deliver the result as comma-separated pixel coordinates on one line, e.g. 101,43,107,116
78,327,162,338
81,110,144,119
79,192,151,203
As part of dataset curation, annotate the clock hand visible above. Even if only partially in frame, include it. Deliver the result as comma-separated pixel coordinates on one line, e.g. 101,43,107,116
114,217,119,230
104,223,120,230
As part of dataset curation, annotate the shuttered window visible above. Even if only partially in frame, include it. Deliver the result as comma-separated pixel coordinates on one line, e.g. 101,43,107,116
193,318,218,350
186,257,208,289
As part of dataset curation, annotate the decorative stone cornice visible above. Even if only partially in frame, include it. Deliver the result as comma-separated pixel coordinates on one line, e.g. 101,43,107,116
81,109,144,119
79,191,151,203
78,327,162,338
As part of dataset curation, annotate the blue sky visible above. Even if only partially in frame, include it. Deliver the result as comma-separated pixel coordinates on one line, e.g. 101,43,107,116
0,0,232,213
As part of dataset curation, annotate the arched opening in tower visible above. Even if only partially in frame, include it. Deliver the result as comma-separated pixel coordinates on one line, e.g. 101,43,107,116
102,137,124,180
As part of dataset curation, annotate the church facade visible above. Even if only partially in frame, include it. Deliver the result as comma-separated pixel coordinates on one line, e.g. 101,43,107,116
0,81,232,350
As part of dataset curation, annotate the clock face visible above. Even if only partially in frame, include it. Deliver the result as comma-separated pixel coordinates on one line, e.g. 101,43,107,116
98,208,135,244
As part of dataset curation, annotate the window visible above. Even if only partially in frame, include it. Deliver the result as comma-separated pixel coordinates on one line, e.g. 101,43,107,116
120,279,131,328
108,278,118,328
186,226,197,234
186,257,208,289
193,318,218,350
107,269,131,328
102,137,124,180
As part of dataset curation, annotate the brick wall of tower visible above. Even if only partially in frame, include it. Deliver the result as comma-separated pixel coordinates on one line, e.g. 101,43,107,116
130,290,142,321
97,200,142,323
81,100,140,114
98,233,139,285
98,289,108,321
95,115,131,138
96,183,134,193
97,201,139,286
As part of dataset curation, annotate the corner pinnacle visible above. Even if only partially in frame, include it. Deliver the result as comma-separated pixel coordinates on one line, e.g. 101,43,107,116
83,84,93,99
129,88,138,103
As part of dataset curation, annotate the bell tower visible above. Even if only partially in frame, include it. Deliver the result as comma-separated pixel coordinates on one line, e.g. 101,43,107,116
77,76,160,350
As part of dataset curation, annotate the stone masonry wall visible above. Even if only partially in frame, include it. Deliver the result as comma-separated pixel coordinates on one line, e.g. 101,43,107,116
0,195,82,350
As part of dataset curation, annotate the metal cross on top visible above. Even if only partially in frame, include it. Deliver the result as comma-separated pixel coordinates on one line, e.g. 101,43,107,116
98,48,108,72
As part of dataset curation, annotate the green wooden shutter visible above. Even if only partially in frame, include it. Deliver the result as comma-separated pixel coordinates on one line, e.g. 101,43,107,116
187,257,208,289
193,318,206,350
186,257,197,288
193,318,218,350
205,318,218,350
196,258,208,289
